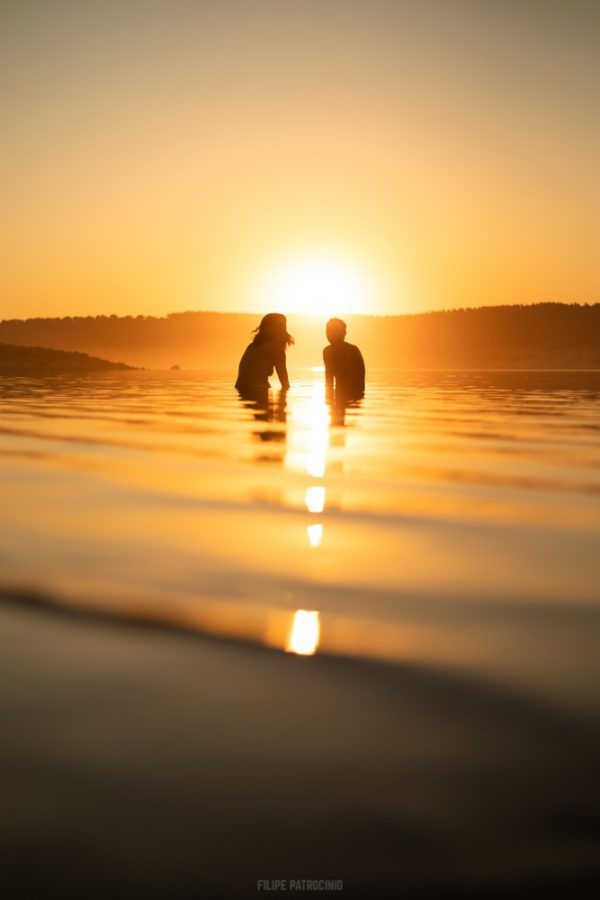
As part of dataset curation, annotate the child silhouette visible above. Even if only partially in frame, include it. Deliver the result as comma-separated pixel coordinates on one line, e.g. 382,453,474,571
235,313,293,401
323,318,365,401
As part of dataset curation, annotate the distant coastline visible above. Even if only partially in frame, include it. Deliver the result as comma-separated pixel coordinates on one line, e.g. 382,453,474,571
0,343,135,376
0,303,598,370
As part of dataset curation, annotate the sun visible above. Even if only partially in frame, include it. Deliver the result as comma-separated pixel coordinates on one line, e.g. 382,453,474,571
261,254,373,318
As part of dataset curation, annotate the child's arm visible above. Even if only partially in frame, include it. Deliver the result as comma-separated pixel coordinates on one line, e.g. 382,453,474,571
274,347,290,391
323,346,334,392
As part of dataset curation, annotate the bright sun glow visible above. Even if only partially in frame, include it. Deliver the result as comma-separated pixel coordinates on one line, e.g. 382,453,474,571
263,255,372,317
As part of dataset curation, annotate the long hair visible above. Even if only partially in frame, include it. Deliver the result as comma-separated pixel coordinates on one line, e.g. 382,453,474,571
252,313,294,347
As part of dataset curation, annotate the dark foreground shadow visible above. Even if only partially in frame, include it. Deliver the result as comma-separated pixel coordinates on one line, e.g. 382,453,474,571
0,591,599,899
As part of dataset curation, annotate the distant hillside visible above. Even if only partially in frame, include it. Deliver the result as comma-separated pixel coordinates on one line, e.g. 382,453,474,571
0,344,135,376
0,304,598,369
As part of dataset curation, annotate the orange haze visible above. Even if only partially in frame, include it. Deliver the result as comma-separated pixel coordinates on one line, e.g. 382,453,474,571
1,0,599,319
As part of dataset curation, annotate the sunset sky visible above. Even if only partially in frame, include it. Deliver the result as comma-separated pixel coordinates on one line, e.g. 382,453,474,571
2,0,599,319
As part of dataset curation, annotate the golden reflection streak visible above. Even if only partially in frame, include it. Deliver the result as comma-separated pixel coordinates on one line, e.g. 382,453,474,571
306,378,329,478
284,378,330,477
286,610,320,656
307,523,324,547
305,485,326,513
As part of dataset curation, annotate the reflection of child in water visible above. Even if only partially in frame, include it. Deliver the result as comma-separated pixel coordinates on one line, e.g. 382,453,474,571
323,318,365,400
235,313,293,400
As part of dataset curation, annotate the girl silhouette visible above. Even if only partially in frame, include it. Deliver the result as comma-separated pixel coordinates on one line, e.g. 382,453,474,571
235,313,293,400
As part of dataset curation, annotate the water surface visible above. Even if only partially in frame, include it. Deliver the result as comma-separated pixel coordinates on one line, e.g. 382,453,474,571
1,368,599,715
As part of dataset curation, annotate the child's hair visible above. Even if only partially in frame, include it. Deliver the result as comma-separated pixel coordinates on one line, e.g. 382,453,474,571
252,313,294,347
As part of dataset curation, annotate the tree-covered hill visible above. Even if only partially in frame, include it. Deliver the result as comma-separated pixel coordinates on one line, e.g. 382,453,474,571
0,344,135,376
0,303,598,369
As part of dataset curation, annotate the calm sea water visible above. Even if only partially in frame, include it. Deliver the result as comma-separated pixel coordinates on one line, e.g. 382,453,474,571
1,369,599,714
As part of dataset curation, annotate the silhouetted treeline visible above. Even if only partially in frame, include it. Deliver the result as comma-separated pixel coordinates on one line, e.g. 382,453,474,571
0,304,598,369
0,343,134,376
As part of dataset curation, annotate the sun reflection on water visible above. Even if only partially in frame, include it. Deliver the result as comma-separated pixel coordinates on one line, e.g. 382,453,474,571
307,523,324,547
286,610,320,655
285,378,330,478
305,485,326,513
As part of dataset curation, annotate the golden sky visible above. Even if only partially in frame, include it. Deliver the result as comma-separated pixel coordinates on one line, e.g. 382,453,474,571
2,0,599,318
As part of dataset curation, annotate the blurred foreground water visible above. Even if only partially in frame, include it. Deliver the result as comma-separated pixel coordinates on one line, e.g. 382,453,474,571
0,368,599,716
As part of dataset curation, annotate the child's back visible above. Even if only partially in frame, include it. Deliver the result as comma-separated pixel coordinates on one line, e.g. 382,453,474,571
323,318,365,400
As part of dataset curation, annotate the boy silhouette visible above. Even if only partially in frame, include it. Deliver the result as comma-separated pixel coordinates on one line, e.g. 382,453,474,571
323,318,365,401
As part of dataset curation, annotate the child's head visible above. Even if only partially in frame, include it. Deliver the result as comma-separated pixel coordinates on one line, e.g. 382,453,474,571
326,318,347,344
253,313,294,346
